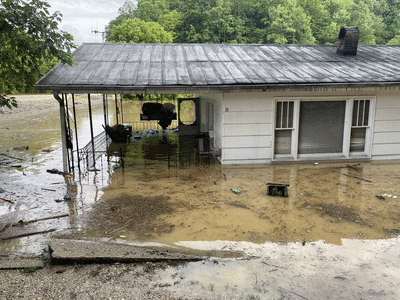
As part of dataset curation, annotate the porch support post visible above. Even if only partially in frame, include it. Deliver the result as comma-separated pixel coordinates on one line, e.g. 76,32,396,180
120,94,124,124
88,93,96,167
53,91,69,173
72,93,80,171
115,94,119,124
103,94,107,126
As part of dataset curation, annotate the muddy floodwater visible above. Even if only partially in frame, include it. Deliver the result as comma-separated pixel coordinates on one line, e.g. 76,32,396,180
1,95,400,255
77,144,400,246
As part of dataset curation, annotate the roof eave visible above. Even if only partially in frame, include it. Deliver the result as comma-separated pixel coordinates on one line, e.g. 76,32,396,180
34,82,400,94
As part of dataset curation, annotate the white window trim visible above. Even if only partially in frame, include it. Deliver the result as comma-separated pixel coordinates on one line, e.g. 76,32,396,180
272,96,376,161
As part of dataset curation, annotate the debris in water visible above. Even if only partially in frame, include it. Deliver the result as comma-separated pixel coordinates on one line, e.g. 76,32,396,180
13,146,29,151
230,188,241,195
47,168,73,177
320,203,363,224
0,197,14,204
266,183,289,197
64,194,72,201
342,174,372,183
228,201,248,209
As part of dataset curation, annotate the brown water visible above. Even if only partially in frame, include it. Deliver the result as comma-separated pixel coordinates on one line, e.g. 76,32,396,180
75,132,400,246
1,98,400,256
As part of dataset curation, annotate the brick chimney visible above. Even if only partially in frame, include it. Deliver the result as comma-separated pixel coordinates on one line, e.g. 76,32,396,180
337,26,359,56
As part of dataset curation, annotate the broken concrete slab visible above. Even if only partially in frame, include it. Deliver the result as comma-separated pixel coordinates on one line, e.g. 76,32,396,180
0,256,45,269
49,239,205,264
0,219,67,241
0,207,69,226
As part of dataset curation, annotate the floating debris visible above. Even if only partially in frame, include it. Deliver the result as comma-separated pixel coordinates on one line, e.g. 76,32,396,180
63,194,72,201
230,188,241,195
228,201,248,209
320,203,363,224
267,183,289,197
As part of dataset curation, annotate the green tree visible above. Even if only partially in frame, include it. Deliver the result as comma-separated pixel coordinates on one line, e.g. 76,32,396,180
118,0,137,16
136,0,168,22
107,18,173,43
299,0,331,44
379,0,400,43
105,1,137,41
158,10,180,33
321,0,383,45
203,0,246,44
388,35,400,45
0,0,75,108
264,0,315,44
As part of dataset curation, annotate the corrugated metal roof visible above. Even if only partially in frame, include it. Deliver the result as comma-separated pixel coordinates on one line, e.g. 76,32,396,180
35,43,400,93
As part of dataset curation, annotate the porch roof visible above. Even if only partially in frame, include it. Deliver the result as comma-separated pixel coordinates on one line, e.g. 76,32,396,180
35,43,400,94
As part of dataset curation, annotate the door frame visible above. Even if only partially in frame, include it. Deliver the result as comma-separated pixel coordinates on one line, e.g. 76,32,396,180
177,97,201,136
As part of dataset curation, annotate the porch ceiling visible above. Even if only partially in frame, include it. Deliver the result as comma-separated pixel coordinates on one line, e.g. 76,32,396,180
34,43,400,94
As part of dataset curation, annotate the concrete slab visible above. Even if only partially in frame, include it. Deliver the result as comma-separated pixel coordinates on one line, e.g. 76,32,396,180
0,256,45,269
0,219,66,241
49,239,205,264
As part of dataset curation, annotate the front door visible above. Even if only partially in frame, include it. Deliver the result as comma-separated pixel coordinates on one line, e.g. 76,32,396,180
178,98,200,136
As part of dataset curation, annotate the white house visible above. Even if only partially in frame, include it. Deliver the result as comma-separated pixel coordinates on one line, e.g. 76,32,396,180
35,28,400,170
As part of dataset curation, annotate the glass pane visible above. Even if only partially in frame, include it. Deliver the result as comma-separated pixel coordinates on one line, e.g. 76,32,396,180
358,100,365,126
288,101,294,128
276,102,282,128
275,130,292,154
180,100,196,125
298,101,346,154
282,101,288,128
352,100,359,127
350,128,366,152
364,100,370,126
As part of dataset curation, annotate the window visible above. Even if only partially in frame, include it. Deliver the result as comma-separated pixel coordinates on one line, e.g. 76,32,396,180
273,98,373,160
275,101,294,155
206,102,214,131
350,100,370,152
298,101,346,154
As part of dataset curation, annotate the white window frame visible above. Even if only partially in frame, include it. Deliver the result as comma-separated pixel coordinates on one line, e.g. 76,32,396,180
272,96,376,161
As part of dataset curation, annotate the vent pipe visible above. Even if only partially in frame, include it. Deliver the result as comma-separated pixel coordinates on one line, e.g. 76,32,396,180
336,26,359,56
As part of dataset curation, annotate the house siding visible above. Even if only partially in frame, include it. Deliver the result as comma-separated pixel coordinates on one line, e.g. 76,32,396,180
200,89,400,165
372,92,400,159
221,93,274,164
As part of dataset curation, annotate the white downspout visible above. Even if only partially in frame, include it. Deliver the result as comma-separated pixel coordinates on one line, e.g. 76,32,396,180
53,91,69,173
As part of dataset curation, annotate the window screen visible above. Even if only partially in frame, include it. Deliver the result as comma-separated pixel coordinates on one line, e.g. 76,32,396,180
298,101,346,154
350,100,370,152
276,101,294,129
352,100,370,127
